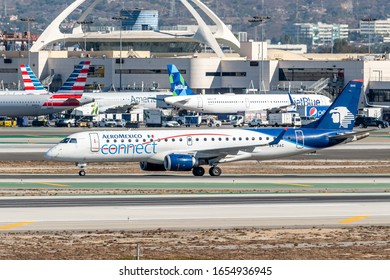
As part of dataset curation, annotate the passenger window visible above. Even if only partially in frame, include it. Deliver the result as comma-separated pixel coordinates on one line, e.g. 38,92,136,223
106,140,110,143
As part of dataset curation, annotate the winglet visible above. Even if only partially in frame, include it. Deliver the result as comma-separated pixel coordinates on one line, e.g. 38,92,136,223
287,90,294,106
268,128,288,145
167,64,196,96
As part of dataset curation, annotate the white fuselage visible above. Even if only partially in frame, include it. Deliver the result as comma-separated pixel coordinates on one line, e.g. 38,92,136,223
0,94,93,117
45,129,316,165
76,91,172,113
164,93,332,113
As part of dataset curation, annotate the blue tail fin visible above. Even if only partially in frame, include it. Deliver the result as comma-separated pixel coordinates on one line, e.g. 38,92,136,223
167,64,196,96
308,80,363,130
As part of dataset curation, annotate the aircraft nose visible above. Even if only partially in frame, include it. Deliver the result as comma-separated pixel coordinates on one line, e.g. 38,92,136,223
44,146,60,160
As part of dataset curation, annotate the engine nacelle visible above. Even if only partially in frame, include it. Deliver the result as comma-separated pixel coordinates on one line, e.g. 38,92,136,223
139,161,166,171
164,154,196,171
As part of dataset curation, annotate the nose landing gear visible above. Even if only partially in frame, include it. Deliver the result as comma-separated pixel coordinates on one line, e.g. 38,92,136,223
76,162,87,176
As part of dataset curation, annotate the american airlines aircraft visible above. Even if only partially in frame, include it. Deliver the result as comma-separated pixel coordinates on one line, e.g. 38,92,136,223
163,64,332,113
18,62,171,115
0,62,94,117
45,80,368,177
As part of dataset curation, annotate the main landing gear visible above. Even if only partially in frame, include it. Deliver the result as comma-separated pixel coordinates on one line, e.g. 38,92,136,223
192,166,222,176
76,162,87,176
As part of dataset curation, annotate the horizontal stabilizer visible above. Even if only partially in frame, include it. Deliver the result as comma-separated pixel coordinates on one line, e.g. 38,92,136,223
328,130,371,141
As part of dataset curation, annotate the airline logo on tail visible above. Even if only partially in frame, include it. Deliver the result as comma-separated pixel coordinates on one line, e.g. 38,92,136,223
330,107,354,128
309,80,363,130
58,61,91,93
167,64,196,96
20,64,47,93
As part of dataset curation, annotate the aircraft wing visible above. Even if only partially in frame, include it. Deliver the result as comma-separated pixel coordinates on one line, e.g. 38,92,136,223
99,103,138,113
193,129,288,164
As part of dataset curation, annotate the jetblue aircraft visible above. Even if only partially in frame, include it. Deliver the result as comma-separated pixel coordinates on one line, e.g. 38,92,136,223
45,80,368,177
163,64,332,113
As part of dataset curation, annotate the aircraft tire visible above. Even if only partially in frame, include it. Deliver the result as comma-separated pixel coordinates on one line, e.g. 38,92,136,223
79,170,86,176
209,166,222,176
192,166,205,176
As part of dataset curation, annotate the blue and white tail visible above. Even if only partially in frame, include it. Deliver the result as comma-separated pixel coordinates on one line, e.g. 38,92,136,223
57,61,90,93
308,80,363,130
167,64,196,96
20,64,47,93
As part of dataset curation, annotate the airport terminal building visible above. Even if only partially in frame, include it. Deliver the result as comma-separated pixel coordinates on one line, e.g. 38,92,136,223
1,0,390,107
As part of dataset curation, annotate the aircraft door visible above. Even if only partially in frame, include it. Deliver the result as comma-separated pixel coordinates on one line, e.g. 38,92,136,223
89,133,100,152
295,130,304,149
197,96,203,109
187,136,193,146
245,98,250,109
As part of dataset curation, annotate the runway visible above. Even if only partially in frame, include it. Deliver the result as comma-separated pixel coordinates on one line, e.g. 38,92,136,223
1,193,389,231
0,127,389,232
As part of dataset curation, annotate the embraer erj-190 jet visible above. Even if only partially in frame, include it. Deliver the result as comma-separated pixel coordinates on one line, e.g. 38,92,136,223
0,62,93,116
163,64,332,113
45,80,368,177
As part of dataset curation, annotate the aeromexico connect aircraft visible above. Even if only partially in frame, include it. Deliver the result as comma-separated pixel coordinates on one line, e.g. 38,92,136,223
163,64,332,113
45,80,369,177
0,61,93,117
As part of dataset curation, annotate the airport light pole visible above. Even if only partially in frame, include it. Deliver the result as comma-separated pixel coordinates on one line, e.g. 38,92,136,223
76,20,93,51
112,16,128,91
361,18,377,54
248,16,270,92
20,17,35,66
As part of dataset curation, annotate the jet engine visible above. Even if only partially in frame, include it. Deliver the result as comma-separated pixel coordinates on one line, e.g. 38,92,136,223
164,154,197,171
139,161,166,171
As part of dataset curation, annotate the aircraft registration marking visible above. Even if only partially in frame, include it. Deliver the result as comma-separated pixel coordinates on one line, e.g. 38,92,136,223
339,216,368,224
0,221,34,230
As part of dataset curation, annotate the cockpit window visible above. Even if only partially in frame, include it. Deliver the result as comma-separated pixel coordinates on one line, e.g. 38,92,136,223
60,138,70,143
59,138,77,144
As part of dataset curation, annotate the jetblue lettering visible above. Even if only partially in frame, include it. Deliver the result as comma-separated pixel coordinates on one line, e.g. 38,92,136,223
174,85,187,90
293,97,321,107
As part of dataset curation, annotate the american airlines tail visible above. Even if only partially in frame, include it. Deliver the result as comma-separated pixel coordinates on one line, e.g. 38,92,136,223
57,61,91,93
305,80,363,130
20,61,90,94
20,64,47,93
167,64,196,96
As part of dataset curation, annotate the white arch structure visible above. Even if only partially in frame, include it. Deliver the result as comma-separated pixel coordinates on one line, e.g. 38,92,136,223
30,0,240,57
